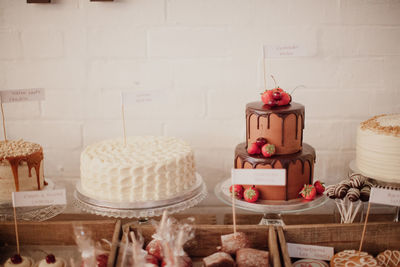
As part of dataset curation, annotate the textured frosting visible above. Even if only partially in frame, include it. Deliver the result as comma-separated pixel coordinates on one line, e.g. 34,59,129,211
3,256,33,267
0,140,44,202
356,114,400,183
80,136,196,202
330,250,378,267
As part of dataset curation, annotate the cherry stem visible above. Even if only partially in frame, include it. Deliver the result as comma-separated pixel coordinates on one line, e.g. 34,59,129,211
270,75,278,88
290,85,305,95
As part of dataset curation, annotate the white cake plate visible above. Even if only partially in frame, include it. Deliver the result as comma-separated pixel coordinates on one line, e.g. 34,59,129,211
215,178,329,225
73,173,207,218
0,179,66,222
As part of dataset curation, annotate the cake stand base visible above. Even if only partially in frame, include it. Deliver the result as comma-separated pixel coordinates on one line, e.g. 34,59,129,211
215,178,329,225
73,173,207,218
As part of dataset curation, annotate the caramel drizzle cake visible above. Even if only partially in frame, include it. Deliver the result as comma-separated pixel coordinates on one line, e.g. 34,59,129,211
0,139,45,202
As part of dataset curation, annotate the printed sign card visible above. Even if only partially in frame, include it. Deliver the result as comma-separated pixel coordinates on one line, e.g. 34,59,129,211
231,169,286,186
370,187,400,207
264,44,315,58
287,243,334,261
0,88,45,103
12,189,67,207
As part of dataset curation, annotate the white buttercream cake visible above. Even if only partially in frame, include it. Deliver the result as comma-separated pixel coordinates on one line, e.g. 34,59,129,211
356,114,400,184
80,136,196,202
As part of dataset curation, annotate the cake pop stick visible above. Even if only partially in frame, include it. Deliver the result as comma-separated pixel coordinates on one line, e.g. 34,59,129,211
350,201,362,223
334,200,344,223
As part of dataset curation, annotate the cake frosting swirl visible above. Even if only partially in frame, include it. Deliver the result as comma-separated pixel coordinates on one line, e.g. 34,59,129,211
356,114,400,183
80,136,196,202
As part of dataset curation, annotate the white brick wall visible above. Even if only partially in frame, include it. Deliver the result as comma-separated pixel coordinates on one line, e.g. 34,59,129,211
2,0,400,207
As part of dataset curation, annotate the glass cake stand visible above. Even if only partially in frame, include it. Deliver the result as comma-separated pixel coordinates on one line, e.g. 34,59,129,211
215,178,329,225
0,179,66,222
349,160,400,222
73,173,207,218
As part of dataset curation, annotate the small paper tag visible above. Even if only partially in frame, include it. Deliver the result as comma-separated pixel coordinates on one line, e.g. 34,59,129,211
370,187,400,207
287,243,334,261
12,189,67,207
0,88,45,103
264,44,312,58
231,169,286,186
121,90,166,105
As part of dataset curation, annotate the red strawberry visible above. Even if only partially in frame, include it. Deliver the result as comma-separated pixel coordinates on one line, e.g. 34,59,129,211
314,181,325,195
229,184,244,199
247,142,261,155
261,90,274,105
96,254,108,267
261,143,276,157
299,184,316,200
146,254,159,265
146,239,163,261
243,186,259,203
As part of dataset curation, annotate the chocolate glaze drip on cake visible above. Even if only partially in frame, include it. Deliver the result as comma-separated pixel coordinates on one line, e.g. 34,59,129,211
246,102,305,155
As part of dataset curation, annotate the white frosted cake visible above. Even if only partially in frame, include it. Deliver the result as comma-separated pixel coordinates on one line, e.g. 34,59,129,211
356,114,400,183
80,136,196,202
0,139,45,202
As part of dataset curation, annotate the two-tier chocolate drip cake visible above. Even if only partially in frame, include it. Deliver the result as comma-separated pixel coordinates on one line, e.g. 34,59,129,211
234,85,316,201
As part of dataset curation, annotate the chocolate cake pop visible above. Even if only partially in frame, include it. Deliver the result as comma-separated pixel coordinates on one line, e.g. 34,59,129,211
334,184,349,199
347,188,360,202
325,185,336,199
360,186,371,202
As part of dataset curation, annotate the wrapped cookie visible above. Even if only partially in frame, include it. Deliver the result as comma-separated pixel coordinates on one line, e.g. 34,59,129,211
221,232,251,255
203,252,235,267
236,248,269,267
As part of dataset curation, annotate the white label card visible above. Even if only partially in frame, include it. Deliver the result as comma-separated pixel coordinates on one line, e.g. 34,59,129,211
231,169,286,186
264,44,314,58
287,243,334,261
12,189,67,207
0,88,45,103
370,187,400,207
121,90,166,105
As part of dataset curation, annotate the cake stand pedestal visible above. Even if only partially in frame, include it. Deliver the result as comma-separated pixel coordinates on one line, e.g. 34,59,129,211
73,173,207,219
0,179,66,222
215,178,329,226
349,160,400,222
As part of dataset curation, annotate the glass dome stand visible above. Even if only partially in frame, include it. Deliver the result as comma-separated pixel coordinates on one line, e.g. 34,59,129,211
73,173,207,219
215,178,329,226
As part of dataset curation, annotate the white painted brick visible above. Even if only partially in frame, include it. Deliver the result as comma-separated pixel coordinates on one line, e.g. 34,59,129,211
140,60,174,90
85,0,165,27
3,101,41,120
369,89,400,115
7,121,82,149
21,30,63,59
319,27,362,57
314,151,355,186
88,27,147,58
288,0,340,25
88,60,143,89
384,56,400,88
173,59,257,90
64,29,87,58
266,58,340,88
358,27,400,56
339,58,384,87
167,0,253,26
341,0,400,25
148,27,231,58
207,88,257,119
5,59,86,90
44,148,81,178
164,120,243,149
41,90,83,119
294,88,371,119
83,120,163,147
0,30,21,59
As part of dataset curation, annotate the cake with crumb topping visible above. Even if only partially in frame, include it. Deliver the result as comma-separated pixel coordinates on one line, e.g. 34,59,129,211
356,114,400,183
80,136,196,202
0,139,45,202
